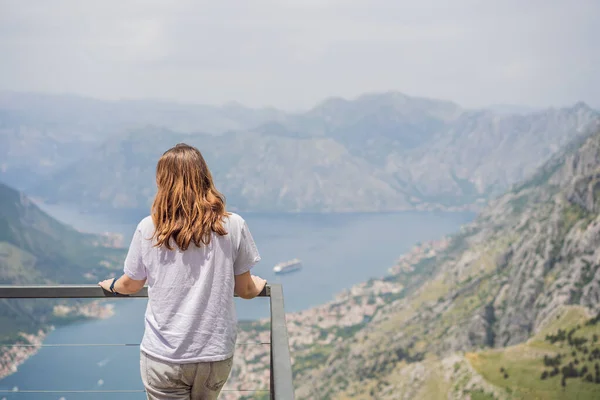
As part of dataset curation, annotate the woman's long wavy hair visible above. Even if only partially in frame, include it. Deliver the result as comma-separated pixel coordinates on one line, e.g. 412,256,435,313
151,143,228,250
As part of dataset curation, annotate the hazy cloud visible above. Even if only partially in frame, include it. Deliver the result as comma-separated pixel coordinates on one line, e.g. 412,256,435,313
0,0,598,110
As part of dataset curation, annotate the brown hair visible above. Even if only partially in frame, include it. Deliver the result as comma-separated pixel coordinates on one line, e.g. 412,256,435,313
151,143,228,250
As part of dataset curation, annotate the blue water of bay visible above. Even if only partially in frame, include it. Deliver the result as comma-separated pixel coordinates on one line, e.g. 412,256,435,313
0,208,473,399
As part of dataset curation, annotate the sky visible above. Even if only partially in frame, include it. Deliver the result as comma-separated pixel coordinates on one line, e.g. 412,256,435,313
0,0,598,111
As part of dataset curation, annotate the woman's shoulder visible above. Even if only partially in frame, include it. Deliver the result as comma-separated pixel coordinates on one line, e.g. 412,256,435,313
224,212,244,224
223,212,246,231
136,215,154,232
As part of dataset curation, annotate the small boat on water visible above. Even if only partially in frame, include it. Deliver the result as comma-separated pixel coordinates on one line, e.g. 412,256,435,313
273,258,302,274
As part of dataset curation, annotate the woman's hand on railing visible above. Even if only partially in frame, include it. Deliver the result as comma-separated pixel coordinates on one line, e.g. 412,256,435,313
234,271,267,299
251,275,267,296
98,274,146,295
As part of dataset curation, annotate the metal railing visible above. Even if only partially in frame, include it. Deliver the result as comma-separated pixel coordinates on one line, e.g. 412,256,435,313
0,283,294,399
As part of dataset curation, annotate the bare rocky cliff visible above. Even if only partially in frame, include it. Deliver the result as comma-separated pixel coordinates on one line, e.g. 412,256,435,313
290,123,600,398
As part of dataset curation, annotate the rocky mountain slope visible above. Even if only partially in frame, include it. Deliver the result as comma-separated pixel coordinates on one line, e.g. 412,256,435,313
0,91,286,189
0,182,125,344
32,126,411,212
224,124,600,399
300,122,600,398
18,92,600,213
397,102,597,204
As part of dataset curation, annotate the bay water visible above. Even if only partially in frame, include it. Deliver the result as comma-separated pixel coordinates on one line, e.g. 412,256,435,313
0,207,473,399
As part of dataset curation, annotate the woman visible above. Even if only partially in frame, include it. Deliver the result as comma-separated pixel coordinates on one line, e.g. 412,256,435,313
99,143,267,400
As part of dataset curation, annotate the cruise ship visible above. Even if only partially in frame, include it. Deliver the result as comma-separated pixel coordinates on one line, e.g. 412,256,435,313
273,258,302,274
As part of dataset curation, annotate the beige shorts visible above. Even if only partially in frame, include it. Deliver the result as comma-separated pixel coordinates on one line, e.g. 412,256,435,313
140,351,234,400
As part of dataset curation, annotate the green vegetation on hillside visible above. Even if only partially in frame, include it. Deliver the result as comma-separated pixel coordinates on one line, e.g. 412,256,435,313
469,307,600,399
0,182,125,285
0,182,126,343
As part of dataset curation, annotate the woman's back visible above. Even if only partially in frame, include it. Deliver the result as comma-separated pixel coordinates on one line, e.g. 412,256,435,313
125,213,260,363
98,143,265,399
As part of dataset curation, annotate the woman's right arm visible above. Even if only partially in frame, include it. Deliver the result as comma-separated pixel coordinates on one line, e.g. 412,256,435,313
234,272,267,299
232,217,265,299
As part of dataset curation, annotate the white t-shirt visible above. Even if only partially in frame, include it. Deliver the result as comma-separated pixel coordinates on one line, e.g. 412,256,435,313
123,213,261,363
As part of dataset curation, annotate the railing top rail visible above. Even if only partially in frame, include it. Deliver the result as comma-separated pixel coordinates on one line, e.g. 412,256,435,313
0,284,272,298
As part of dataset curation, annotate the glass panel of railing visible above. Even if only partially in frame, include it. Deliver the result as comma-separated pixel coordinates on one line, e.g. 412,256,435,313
0,297,273,399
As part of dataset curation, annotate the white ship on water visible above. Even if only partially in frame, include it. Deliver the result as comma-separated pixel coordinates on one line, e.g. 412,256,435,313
273,258,302,274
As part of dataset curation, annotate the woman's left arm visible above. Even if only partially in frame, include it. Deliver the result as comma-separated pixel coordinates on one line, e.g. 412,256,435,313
99,224,148,295
99,275,146,295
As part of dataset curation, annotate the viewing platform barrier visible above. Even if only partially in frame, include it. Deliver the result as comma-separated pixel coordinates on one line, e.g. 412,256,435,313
0,283,294,399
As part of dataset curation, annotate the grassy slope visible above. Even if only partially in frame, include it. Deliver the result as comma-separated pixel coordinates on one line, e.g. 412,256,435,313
468,306,600,400
0,182,125,284
0,182,126,342
330,307,600,400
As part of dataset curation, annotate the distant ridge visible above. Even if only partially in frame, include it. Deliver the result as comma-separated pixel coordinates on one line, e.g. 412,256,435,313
1,91,599,213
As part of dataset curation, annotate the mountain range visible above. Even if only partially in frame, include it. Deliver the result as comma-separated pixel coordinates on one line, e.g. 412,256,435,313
277,124,600,398
0,91,285,190
1,91,599,213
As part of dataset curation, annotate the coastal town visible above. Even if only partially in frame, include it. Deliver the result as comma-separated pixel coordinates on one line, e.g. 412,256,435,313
52,300,115,320
0,330,47,382
387,237,450,275
0,301,114,381
220,279,404,397
91,232,125,249
220,238,451,398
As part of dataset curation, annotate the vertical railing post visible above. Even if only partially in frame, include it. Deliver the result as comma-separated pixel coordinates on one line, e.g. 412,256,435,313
269,284,294,399
270,340,275,400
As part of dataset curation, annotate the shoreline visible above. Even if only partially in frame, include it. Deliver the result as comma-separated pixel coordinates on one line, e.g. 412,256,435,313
0,235,452,389
1,237,446,387
0,329,49,382
31,198,478,225
0,300,115,381
223,238,450,397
